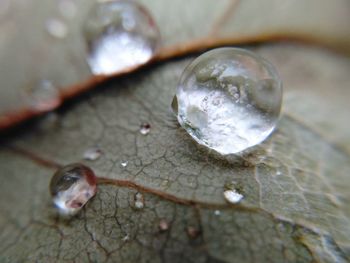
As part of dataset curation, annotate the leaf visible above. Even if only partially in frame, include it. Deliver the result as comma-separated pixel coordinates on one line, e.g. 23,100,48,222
1,42,350,262
0,0,349,129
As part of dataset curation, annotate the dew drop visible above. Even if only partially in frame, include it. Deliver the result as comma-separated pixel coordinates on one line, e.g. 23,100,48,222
159,219,169,232
122,234,130,242
49,163,97,216
134,192,145,209
83,147,103,161
214,210,221,216
120,160,128,167
84,0,160,75
174,48,282,155
223,189,244,204
46,18,68,38
25,80,61,111
186,226,200,239
139,122,151,135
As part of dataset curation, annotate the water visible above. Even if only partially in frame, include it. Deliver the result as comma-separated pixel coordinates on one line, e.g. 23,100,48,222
84,0,160,75
83,147,103,161
134,192,145,209
25,80,61,111
120,160,128,167
159,219,169,231
223,189,244,204
46,18,67,38
139,122,151,135
49,164,97,215
174,48,282,155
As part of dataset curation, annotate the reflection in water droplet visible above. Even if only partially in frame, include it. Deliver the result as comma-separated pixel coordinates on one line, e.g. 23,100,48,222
120,160,128,167
46,18,68,38
139,122,151,135
134,192,144,209
159,219,169,231
84,0,160,75
83,147,103,161
58,0,77,19
214,210,221,216
174,48,282,155
223,189,244,204
49,163,97,216
25,80,61,111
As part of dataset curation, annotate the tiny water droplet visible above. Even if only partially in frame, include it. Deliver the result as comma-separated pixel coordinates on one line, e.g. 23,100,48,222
214,210,221,216
58,0,77,19
25,80,61,111
120,160,128,167
84,0,160,75
186,226,200,239
223,189,243,204
46,18,68,38
49,163,97,216
122,234,130,242
83,147,103,161
134,192,144,209
159,219,169,232
139,122,151,135
174,48,282,155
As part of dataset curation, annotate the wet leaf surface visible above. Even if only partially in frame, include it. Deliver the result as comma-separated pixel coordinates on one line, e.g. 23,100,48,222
1,1,350,262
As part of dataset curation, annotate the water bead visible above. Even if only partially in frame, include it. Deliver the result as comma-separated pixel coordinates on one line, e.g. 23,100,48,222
49,163,97,215
84,0,160,75
174,48,282,155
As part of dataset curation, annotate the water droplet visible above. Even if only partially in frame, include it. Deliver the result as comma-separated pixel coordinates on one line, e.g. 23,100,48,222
84,0,160,75
83,147,103,161
134,192,145,209
214,210,221,216
49,163,97,216
186,226,200,239
159,219,169,232
25,80,61,111
122,234,130,242
46,18,68,38
174,48,282,155
58,0,77,19
139,122,151,135
120,160,128,167
223,189,244,204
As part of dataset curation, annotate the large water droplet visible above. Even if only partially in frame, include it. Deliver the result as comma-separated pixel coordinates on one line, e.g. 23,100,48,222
49,163,97,216
84,0,160,75
174,48,282,155
46,18,68,38
25,80,61,111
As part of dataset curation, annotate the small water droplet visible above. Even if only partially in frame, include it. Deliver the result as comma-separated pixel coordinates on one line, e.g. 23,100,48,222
46,18,68,38
174,48,282,155
49,163,97,216
134,192,145,209
83,147,103,161
214,210,221,216
120,160,128,167
122,234,130,242
139,122,151,135
223,189,244,204
186,226,200,239
25,80,61,111
159,219,169,232
58,0,77,19
84,0,160,75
